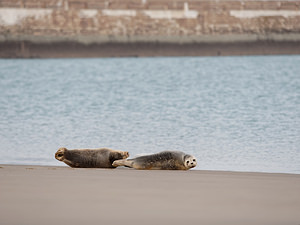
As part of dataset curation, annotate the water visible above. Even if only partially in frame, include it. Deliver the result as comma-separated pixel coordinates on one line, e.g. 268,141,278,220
0,56,299,173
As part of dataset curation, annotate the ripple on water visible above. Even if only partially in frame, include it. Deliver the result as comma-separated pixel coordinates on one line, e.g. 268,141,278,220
0,56,299,173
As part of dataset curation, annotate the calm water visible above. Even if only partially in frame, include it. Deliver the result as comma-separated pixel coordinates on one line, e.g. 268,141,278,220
0,56,299,173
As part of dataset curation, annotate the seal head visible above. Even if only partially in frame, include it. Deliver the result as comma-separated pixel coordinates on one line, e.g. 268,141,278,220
184,154,197,169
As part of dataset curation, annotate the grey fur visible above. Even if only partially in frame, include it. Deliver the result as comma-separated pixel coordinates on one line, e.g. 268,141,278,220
55,147,129,168
112,151,197,170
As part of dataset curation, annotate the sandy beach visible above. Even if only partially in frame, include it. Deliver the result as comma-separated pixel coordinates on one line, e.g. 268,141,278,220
1,165,299,225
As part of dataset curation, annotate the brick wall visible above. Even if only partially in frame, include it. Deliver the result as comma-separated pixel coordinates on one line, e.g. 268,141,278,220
0,0,299,39
1,0,300,10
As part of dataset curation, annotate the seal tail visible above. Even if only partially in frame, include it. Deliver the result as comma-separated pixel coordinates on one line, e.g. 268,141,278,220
55,147,67,161
112,159,133,168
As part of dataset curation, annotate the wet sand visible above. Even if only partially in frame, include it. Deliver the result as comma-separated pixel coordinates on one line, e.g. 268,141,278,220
0,165,300,225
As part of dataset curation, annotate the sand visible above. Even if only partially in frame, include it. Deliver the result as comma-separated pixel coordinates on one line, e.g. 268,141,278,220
0,165,300,225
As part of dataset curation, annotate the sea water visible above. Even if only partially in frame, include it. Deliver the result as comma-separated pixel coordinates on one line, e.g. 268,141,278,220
0,56,299,173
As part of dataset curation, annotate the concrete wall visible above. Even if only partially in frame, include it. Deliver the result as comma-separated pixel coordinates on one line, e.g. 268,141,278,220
0,0,300,57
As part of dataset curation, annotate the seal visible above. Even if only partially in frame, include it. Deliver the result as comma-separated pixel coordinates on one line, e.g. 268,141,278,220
55,147,129,168
112,151,197,170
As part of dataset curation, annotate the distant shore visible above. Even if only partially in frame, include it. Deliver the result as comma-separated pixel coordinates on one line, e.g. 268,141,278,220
1,164,300,225
1,34,300,58
1,0,300,59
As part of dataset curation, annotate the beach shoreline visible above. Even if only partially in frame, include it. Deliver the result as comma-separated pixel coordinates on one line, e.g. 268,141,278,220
1,164,300,225
0,163,299,175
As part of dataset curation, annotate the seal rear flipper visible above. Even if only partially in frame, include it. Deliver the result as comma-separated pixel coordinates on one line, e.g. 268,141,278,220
112,159,133,168
55,147,67,161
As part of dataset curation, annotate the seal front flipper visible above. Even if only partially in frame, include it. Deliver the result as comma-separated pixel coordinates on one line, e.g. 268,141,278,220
112,159,134,168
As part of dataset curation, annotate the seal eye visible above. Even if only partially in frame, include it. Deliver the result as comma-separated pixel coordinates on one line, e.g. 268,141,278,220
57,154,63,157
193,159,196,162
186,161,189,164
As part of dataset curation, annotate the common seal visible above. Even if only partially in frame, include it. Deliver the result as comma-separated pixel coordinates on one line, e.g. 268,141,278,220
112,151,197,170
55,147,129,168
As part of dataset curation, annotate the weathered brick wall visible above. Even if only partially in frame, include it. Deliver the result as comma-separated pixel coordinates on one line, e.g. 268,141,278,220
1,0,300,10
0,0,300,40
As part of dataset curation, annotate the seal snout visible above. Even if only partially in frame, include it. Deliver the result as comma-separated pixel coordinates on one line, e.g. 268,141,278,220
55,147,67,161
185,157,197,168
190,159,196,167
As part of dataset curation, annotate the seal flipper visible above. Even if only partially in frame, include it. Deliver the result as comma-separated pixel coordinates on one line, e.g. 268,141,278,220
112,159,134,168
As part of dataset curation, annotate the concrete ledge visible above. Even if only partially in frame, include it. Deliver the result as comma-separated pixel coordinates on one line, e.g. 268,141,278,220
1,37,300,58
1,33,300,44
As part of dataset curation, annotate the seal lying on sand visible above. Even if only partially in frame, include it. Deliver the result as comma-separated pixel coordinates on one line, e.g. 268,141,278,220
55,147,129,168
112,151,196,170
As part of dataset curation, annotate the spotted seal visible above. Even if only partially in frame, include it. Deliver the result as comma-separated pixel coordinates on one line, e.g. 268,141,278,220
55,147,129,168
112,151,196,170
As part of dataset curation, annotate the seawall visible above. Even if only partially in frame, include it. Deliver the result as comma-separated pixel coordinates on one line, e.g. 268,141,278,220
1,0,300,57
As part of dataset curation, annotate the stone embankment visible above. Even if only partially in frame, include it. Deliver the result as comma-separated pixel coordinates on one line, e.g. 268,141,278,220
0,0,300,57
